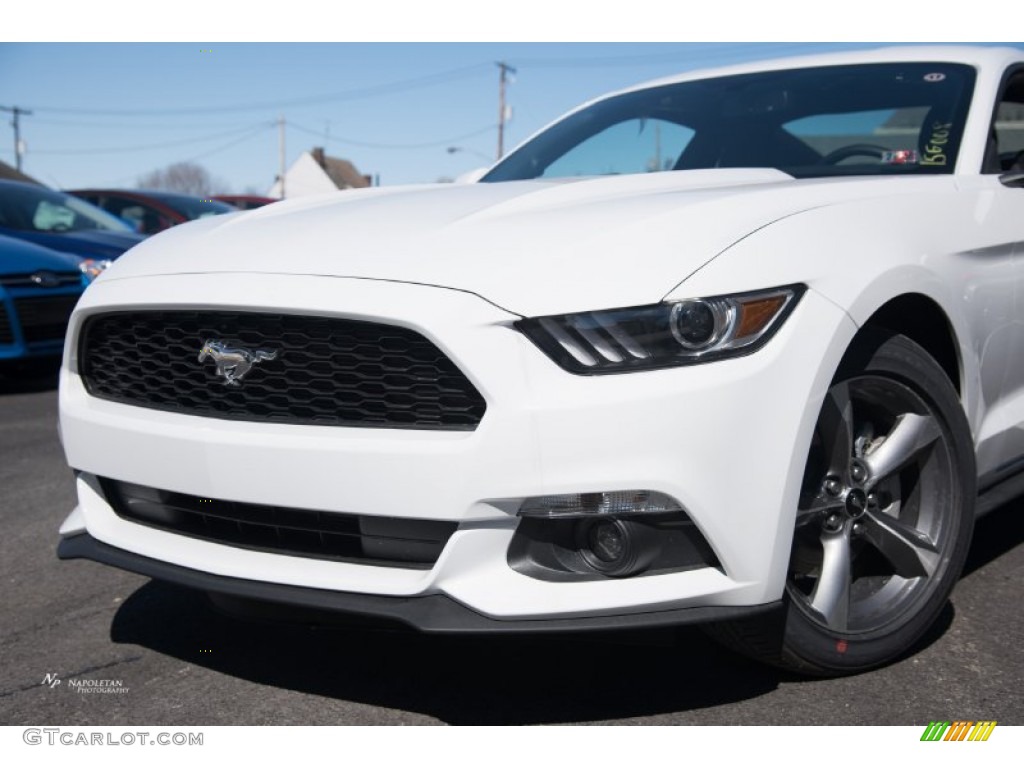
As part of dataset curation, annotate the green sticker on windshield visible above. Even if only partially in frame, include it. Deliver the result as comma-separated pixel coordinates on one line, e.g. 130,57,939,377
920,122,953,166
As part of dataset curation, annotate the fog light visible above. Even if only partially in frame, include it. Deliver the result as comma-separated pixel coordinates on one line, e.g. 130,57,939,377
575,518,659,577
105,481,180,525
518,490,683,518
589,520,625,562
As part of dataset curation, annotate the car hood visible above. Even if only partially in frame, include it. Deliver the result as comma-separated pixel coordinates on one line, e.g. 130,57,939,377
4,229,145,261
102,170,937,316
0,235,84,274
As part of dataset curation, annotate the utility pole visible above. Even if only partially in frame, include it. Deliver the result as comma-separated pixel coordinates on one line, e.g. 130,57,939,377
278,114,286,199
496,62,516,160
0,105,33,172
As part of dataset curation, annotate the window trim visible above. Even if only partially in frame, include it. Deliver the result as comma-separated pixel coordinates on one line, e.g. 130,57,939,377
982,64,1024,174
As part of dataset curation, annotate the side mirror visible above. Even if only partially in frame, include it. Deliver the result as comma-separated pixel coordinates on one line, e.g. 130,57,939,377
999,171,1024,188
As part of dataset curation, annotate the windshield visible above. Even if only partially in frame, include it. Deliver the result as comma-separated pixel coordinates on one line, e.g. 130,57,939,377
483,62,977,182
0,184,133,233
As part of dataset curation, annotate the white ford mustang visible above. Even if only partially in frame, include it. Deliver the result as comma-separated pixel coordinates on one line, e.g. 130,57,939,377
57,46,1024,675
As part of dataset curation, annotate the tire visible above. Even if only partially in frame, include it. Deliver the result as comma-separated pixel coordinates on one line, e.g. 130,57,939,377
705,331,975,676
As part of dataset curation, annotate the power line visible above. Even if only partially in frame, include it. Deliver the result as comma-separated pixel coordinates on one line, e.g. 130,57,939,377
287,121,496,150
29,122,273,155
28,63,490,117
511,43,830,69
89,124,275,189
183,124,275,163
27,115,270,130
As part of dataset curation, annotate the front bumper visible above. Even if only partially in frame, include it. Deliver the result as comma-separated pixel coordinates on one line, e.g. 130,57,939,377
58,532,780,633
58,272,856,625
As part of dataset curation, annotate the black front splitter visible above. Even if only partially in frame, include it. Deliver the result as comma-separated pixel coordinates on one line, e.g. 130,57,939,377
58,532,780,634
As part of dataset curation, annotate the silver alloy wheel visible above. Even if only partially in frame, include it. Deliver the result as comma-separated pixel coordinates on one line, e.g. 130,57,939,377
704,334,973,675
788,375,956,634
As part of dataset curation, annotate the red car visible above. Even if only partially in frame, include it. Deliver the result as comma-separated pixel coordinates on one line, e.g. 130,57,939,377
213,195,278,211
66,189,236,236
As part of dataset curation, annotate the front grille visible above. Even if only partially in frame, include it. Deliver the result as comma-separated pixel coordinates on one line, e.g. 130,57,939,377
13,294,80,343
101,478,457,568
0,303,12,344
80,310,487,430
0,272,81,288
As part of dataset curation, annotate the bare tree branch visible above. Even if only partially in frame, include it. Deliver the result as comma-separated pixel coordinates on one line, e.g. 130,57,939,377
137,162,231,196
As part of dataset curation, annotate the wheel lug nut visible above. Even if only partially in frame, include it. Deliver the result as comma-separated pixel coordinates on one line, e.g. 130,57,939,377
824,477,843,496
824,513,843,532
852,522,866,535
866,493,878,509
850,462,867,484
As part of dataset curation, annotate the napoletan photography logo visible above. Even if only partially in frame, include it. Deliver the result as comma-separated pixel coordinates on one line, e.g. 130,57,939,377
40,671,129,695
920,721,997,741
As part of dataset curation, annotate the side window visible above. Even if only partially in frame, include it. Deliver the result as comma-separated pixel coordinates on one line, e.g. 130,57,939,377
106,197,168,235
32,199,78,231
989,70,1024,173
116,205,148,233
540,118,694,178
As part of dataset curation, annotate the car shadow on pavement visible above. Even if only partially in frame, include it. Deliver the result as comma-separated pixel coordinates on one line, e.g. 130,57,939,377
107,498,1019,725
111,583,790,724
0,367,59,395
962,500,1024,577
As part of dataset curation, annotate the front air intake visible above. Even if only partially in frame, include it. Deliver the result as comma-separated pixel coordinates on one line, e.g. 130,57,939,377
79,310,486,430
100,477,458,568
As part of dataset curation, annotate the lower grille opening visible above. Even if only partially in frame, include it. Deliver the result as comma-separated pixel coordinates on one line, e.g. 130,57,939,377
14,294,79,343
0,304,12,345
100,477,457,569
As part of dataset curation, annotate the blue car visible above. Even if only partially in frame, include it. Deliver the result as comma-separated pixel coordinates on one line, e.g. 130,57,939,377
0,180,144,279
0,234,87,370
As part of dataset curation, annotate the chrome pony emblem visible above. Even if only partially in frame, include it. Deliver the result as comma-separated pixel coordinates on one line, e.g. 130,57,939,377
198,339,278,386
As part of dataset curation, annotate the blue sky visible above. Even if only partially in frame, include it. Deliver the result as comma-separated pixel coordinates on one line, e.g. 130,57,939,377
1,41,1018,192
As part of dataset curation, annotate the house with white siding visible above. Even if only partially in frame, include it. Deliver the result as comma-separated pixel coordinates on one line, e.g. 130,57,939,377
268,147,371,199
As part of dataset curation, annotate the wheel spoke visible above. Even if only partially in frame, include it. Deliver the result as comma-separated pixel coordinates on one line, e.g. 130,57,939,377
809,527,852,630
796,494,844,525
818,382,854,475
864,413,941,487
861,509,939,579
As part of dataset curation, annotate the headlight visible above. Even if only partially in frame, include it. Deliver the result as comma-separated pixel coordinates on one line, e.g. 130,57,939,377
516,285,803,374
78,259,113,283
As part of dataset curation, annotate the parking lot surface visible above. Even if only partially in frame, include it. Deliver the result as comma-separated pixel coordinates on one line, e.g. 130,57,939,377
1,373,1021,725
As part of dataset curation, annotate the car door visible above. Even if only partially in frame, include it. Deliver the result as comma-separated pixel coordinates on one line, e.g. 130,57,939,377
969,65,1024,484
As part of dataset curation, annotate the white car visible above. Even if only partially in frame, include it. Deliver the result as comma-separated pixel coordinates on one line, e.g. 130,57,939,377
58,46,1024,675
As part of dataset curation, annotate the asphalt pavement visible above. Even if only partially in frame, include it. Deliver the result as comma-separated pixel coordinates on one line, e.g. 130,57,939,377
1,371,1021,725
